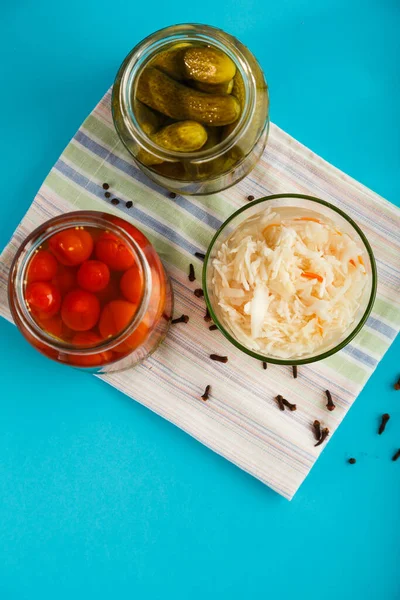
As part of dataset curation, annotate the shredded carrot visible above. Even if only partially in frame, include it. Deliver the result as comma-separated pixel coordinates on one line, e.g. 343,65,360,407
262,223,280,235
295,217,321,223
335,230,343,236
358,255,364,266
312,313,324,335
317,317,324,335
349,259,356,267
301,271,323,283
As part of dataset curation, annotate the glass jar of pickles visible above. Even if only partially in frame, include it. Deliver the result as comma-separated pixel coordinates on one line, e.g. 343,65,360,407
112,24,269,195
8,211,173,373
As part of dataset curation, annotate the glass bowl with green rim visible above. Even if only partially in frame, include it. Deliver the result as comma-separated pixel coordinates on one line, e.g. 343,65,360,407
203,194,377,365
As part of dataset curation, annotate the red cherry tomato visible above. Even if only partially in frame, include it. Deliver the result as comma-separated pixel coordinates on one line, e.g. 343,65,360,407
96,277,120,305
49,228,94,266
37,315,75,341
70,331,113,367
99,300,151,354
73,331,103,346
77,260,110,293
120,262,143,304
99,300,137,339
95,232,135,271
114,320,150,354
26,281,61,320
52,265,76,295
61,289,100,331
40,315,63,338
110,216,149,250
27,250,58,283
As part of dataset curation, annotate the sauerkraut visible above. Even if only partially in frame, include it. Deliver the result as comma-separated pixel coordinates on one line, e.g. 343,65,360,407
211,208,368,358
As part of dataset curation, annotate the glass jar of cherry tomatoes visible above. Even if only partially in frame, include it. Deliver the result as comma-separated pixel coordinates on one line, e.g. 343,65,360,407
8,211,173,372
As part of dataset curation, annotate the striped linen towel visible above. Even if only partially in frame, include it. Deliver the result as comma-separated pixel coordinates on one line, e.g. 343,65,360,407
1,89,400,499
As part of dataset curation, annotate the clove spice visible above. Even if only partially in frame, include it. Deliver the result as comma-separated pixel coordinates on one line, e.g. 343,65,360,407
188,263,195,282
392,449,400,462
201,385,211,401
194,288,204,298
209,324,218,331
168,192,177,199
247,195,255,201
313,420,322,441
348,458,357,465
292,365,298,379
275,395,285,411
125,200,133,209
394,377,400,391
210,354,228,363
171,314,189,324
315,427,329,447
282,397,297,411
262,361,268,370
204,307,211,322
378,413,390,435
325,389,336,411
194,252,206,261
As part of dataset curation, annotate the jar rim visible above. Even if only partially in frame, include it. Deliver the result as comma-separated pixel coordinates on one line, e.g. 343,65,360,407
112,23,264,163
8,210,152,356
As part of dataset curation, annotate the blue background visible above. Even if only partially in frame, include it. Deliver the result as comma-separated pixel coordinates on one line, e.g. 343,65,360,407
1,1,399,598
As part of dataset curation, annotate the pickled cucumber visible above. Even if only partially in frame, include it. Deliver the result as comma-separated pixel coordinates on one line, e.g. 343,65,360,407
152,121,207,151
134,100,164,135
153,161,187,179
137,67,240,126
231,72,246,107
202,126,221,151
222,120,238,140
137,121,207,166
183,46,236,85
149,43,190,81
193,79,234,95
221,72,246,139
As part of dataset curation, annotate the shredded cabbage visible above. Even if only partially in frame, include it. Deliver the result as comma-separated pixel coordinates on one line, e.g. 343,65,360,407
211,208,368,358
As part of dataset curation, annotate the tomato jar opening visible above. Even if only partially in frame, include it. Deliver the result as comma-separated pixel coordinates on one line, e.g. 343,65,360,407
112,23,269,195
8,211,173,373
